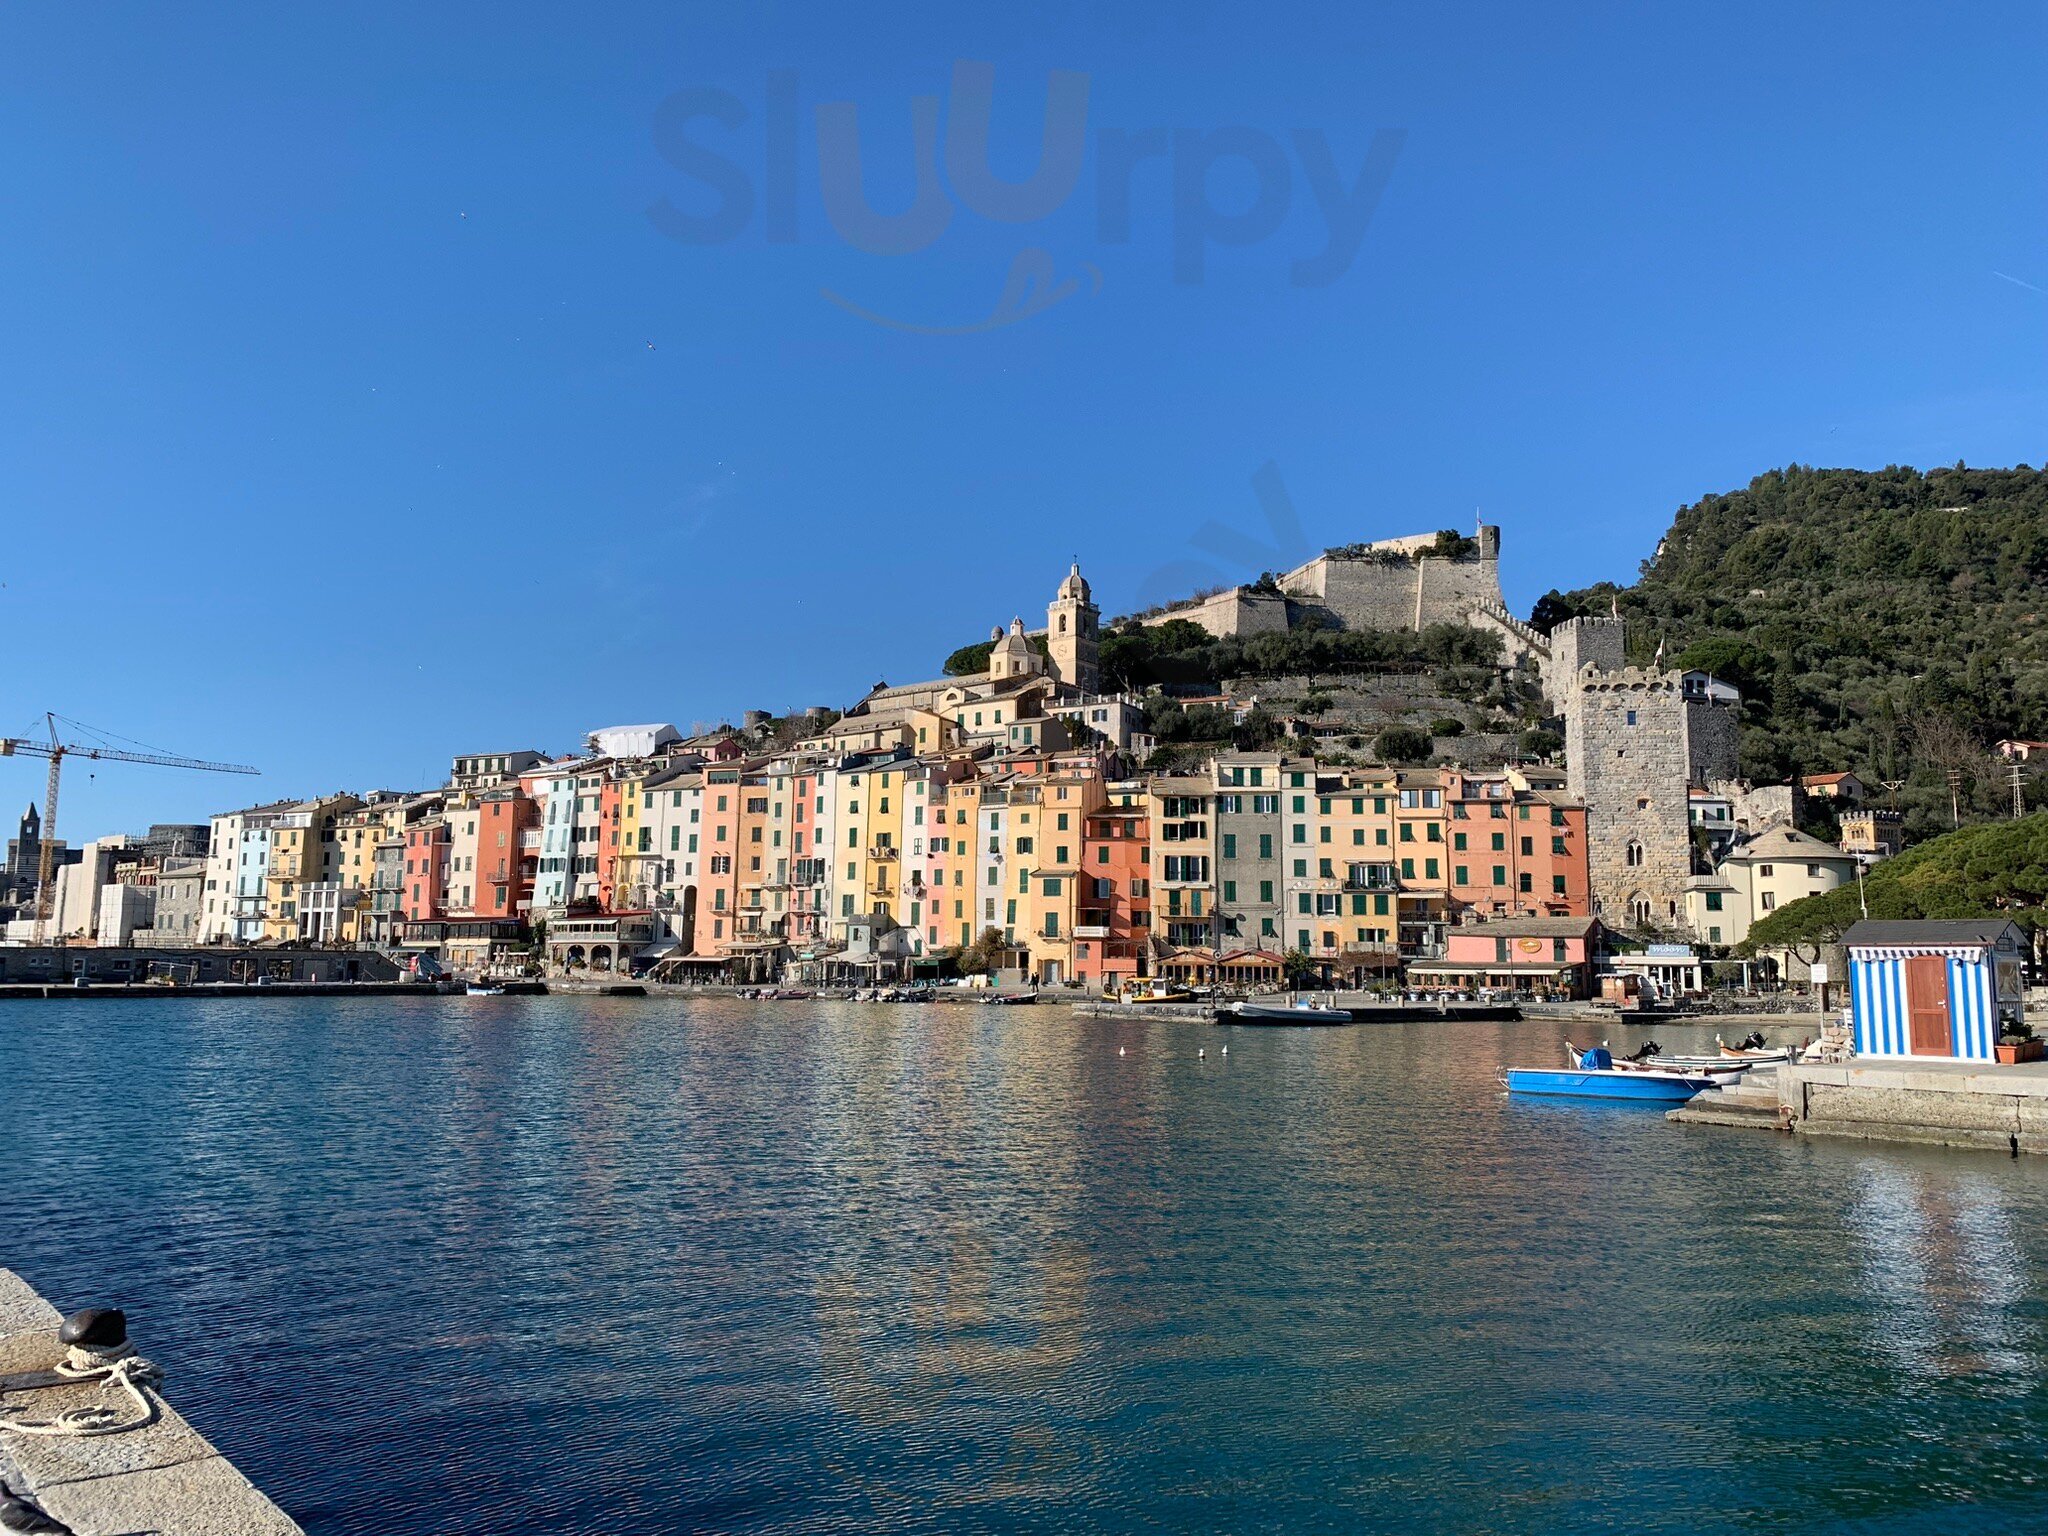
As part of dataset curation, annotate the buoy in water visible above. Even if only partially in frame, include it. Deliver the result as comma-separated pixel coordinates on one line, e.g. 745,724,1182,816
1198,1048,1207,1059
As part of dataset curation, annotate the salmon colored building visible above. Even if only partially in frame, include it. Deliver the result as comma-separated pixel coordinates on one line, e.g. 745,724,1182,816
596,776,625,910
402,820,449,921
696,761,747,951
1075,782,1151,987
474,788,538,920
1443,771,1590,920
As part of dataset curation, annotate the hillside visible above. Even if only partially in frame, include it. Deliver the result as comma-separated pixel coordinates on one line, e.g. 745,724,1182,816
1744,812,2048,955
1539,464,2048,838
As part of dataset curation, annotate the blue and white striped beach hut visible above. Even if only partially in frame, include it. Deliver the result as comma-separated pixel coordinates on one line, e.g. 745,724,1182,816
1843,920,2027,1061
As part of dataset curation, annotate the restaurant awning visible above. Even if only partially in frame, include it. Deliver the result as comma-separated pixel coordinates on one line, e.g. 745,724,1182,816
1409,962,1569,977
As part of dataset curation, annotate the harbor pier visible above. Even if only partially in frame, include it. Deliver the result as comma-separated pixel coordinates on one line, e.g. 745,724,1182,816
1674,1059,2048,1155
0,1269,301,1535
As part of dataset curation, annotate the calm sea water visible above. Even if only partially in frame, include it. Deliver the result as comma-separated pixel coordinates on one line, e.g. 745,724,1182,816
6,996,2048,1534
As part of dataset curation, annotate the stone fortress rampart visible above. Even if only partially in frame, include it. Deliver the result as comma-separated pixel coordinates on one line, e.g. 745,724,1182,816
1123,525,1509,641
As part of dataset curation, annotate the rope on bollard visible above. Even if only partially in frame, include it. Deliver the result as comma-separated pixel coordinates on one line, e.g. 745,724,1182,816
0,1308,164,1440
0,1347,163,1438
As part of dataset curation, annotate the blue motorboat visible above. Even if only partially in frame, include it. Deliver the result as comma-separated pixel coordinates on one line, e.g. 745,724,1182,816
1501,1046,1720,1102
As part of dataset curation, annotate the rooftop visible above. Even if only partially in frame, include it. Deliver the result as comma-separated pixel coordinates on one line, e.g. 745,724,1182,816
1726,826,1850,862
1843,919,2025,948
1452,915,1598,937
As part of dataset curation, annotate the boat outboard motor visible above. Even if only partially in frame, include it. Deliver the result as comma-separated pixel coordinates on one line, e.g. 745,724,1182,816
1739,1030,1767,1051
1629,1041,1662,1062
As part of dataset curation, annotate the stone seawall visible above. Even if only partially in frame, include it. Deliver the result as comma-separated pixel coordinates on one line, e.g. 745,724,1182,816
0,946,403,987
0,1269,303,1534
1779,1059,2048,1155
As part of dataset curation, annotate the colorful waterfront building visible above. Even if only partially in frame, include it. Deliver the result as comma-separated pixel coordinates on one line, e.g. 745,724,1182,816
201,799,298,943
1076,780,1151,988
1411,915,1600,999
523,757,588,916
1212,754,1286,951
641,764,705,954
1149,774,1216,966
262,793,364,943
695,758,749,952
788,760,832,953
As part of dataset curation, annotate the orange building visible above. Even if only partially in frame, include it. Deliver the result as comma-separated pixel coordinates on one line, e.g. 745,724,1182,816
473,788,538,920
696,761,747,951
1075,782,1151,987
1444,770,1590,920
402,819,449,921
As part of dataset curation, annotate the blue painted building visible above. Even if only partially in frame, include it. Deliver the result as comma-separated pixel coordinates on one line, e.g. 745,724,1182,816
1843,919,2027,1061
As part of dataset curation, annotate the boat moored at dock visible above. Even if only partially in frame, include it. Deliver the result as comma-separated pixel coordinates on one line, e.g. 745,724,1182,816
1503,1046,1724,1101
1222,996,1353,1025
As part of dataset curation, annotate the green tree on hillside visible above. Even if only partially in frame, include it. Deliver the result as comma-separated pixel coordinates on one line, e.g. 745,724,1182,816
1545,464,2048,840
1743,813,2048,956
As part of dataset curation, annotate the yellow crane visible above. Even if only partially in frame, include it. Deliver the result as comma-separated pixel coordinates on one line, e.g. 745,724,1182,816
2,713,260,944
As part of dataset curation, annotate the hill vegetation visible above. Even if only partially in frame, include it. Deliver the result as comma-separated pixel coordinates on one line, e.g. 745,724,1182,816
1098,619,1502,694
1743,812,2048,955
1538,465,2048,841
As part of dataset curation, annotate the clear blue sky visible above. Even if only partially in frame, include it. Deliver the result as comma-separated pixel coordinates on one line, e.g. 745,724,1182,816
4,1,2044,837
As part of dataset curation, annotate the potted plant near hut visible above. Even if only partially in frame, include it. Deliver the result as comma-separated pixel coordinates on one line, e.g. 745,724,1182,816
1996,1019,2044,1065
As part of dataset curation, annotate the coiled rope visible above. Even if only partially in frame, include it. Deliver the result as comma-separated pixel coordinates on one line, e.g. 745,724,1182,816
0,1346,162,1438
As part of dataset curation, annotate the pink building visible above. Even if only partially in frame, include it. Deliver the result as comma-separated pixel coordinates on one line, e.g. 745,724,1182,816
1412,916,1600,999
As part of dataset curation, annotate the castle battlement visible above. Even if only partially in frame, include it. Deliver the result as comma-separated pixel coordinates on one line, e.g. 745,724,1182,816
1128,522,1511,646
1575,668,1687,693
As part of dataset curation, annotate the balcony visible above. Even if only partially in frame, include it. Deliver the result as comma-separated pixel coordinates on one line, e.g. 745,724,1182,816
1342,867,1401,892
868,844,898,861
520,830,543,851
1073,925,1109,939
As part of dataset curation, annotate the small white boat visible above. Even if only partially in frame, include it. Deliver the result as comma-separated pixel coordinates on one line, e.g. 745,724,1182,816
1716,1034,1794,1062
465,984,506,997
1226,996,1352,1025
1569,1043,1747,1077
1650,1053,1762,1073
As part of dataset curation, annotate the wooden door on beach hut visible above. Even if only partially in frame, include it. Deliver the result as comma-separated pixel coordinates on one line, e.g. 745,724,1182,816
1904,954,1953,1056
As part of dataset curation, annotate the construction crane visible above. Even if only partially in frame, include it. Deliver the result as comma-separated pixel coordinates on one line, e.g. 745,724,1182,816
1,713,259,944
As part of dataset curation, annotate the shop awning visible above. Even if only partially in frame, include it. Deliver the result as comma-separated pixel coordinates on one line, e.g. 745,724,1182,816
1410,962,1569,977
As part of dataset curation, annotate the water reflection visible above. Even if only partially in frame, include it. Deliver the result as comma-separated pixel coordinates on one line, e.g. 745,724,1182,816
1846,1160,2037,1385
10,1000,2048,1534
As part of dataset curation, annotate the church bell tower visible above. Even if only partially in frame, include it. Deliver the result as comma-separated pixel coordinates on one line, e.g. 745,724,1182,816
1047,562,1099,693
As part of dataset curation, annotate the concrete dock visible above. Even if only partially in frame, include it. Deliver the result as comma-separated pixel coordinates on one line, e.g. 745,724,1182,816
0,1269,301,1534
1673,1058,2048,1156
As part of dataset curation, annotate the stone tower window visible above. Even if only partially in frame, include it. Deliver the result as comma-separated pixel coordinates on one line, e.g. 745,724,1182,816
1626,841,1644,867
1058,615,1068,633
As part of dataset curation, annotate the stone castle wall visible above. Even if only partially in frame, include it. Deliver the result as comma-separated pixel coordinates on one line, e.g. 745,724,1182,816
1687,696,1741,784
1564,668,1695,930
1542,616,1625,712
1277,549,1505,634
1129,525,1508,643
1133,586,1292,640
